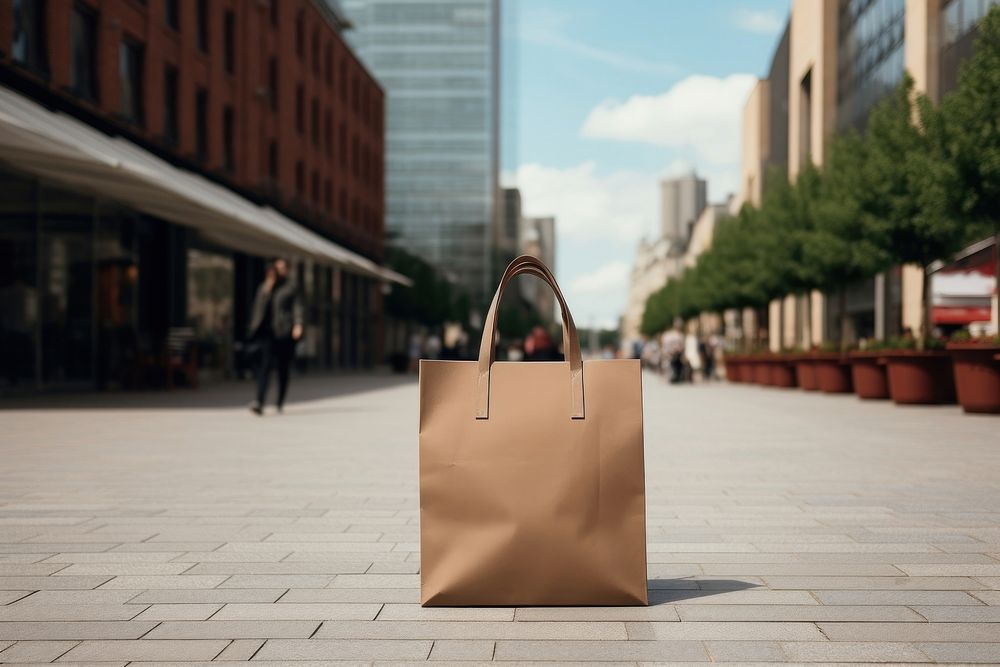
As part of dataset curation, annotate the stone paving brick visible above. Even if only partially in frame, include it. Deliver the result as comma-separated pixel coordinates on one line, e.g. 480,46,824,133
315,620,629,640
0,640,78,662
625,620,824,641
427,639,495,660
512,606,678,622
0,621,157,640
43,552,185,563
213,638,265,660
184,562,370,575
912,605,1000,622
58,639,230,661
817,621,1000,642
218,574,334,588
126,589,286,604
916,641,1000,663
813,589,986,605
676,604,923,622
0,591,32,605
12,590,141,605
145,620,319,639
253,639,432,660
493,639,709,662
213,603,382,620
53,563,193,576
0,576,111,590
705,639,786,662
972,590,1000,605
279,588,419,604
133,604,222,620
700,563,906,576
898,564,1000,577
328,574,419,588
169,551,291,563
780,641,931,662
98,575,227,589
764,575,981,590
0,604,144,621
0,563,69,576
377,604,513,621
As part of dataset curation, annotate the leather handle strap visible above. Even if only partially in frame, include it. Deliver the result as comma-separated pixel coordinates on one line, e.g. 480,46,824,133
476,255,584,420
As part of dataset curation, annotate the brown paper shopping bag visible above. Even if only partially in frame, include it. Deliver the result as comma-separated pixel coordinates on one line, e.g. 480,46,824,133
419,255,647,606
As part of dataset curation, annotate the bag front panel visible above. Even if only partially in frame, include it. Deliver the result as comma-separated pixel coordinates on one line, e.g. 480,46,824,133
419,358,646,606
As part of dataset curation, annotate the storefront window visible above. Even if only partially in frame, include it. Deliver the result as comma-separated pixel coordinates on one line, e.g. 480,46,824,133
187,247,234,375
0,170,39,388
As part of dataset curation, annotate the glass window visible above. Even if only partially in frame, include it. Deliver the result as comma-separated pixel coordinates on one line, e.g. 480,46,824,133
163,65,178,146
0,169,38,388
296,11,305,58
12,0,48,74
222,106,235,171
165,0,179,30
71,2,99,101
186,247,233,373
268,57,278,111
223,11,235,74
311,171,319,203
325,43,334,86
296,85,304,133
311,97,319,145
270,0,278,27
295,161,305,197
196,0,208,52
324,110,333,156
312,28,320,74
119,38,145,125
268,141,278,180
195,87,208,161
943,0,961,46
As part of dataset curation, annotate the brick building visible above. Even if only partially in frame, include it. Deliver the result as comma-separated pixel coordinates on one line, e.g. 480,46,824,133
0,0,405,391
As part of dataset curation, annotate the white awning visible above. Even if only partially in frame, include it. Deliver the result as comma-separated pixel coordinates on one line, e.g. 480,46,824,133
0,84,410,286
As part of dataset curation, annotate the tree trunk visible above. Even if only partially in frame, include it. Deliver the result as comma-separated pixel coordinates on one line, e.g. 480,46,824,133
920,264,932,351
839,287,848,351
777,298,785,352
995,229,1000,334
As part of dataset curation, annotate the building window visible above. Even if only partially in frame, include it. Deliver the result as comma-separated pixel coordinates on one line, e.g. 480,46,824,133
222,106,235,172
311,98,319,145
295,85,304,133
270,0,278,27
268,141,278,180
71,2,99,101
339,190,346,218
165,0,179,30
312,28,320,74
12,0,48,74
119,37,145,125
223,11,235,74
324,179,332,211
799,69,812,166
195,87,208,161
352,77,359,113
325,43,334,86
295,161,305,198
268,57,278,112
339,123,347,166
296,11,305,59
311,171,319,203
324,110,333,156
196,0,209,53
340,60,348,101
351,134,359,176
163,65,179,146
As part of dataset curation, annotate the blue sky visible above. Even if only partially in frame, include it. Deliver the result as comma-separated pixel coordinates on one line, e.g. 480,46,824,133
501,0,790,330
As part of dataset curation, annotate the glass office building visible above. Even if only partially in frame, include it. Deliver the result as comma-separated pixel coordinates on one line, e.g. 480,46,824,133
341,0,501,303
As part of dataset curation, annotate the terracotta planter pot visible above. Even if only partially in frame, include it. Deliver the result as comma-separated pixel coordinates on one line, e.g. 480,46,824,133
737,359,755,383
770,358,798,388
848,352,889,400
883,351,956,405
795,357,818,391
813,353,853,393
947,343,1000,414
724,356,742,383
752,358,772,385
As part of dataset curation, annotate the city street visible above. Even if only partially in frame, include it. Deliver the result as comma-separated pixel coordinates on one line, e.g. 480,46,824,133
1,372,999,664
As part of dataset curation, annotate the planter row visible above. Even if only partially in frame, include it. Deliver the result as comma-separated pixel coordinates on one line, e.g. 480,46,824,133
723,345,1000,414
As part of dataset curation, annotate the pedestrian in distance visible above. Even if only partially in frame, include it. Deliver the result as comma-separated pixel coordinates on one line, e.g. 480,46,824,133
248,258,303,415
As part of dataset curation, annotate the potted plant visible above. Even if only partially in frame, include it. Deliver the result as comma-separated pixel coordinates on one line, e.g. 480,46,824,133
882,336,956,405
812,343,853,394
847,341,890,400
947,331,1000,413
769,349,800,388
793,353,819,391
749,352,773,386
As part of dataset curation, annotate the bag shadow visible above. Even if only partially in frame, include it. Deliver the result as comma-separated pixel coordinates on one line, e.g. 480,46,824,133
647,578,759,606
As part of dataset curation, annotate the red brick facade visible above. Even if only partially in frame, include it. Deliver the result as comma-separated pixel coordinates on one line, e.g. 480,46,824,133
0,0,384,260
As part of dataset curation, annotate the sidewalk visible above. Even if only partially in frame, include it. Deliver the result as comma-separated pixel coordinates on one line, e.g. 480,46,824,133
1,373,999,664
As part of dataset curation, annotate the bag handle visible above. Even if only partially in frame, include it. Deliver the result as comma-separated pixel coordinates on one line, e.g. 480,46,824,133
476,255,584,420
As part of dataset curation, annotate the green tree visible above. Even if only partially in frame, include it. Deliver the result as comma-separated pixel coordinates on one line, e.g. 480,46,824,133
938,5,1000,324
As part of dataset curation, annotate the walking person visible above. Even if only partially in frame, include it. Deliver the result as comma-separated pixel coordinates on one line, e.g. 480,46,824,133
249,258,303,415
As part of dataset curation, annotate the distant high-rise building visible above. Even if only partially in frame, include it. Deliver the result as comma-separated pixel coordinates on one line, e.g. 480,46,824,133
498,188,521,256
519,216,556,322
659,174,707,248
341,0,501,303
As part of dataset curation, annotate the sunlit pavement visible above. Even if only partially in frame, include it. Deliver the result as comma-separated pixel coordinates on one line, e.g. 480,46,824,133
1,372,999,664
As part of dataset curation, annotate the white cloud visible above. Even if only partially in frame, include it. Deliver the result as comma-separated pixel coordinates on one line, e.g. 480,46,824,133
733,8,785,34
571,261,630,296
505,161,658,244
581,73,757,166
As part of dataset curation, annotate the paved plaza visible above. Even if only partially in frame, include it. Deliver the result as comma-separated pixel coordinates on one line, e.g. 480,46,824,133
1,372,999,664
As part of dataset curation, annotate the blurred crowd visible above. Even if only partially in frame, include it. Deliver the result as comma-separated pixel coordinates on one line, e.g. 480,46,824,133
637,319,722,384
